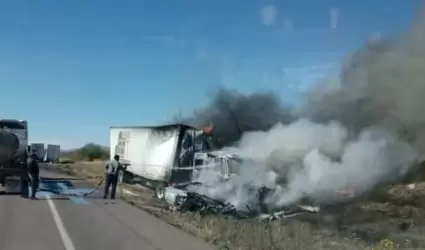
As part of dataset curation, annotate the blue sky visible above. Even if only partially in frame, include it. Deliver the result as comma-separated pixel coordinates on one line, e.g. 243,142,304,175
0,0,421,149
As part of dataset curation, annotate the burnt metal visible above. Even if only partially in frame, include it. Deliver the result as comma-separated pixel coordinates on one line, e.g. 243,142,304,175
177,192,255,219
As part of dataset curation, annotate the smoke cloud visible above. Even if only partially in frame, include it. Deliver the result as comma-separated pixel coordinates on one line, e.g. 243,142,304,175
302,7,425,155
181,7,425,209
179,88,295,147
189,120,417,210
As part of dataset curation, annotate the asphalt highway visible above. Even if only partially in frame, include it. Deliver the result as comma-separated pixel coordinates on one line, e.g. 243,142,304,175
0,165,215,250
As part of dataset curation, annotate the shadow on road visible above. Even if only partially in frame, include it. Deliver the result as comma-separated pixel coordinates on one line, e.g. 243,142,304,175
0,191,22,196
40,177,84,181
0,191,69,200
32,197,70,200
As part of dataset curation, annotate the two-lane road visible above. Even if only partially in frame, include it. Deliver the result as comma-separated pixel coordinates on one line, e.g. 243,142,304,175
0,166,215,250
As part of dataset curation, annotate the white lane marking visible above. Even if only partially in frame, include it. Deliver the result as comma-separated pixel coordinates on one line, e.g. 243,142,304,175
47,195,76,250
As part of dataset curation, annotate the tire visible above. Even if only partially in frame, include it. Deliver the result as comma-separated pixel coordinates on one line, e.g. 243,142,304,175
122,171,133,184
20,173,29,198
0,171,5,187
155,183,166,200
20,154,29,198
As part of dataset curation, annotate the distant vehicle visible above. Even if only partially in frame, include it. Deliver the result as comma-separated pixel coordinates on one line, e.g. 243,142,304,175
110,123,224,199
30,143,45,161
46,144,60,163
0,119,29,196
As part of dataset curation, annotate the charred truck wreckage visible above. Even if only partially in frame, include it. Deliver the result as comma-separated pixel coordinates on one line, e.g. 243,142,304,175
164,185,320,220
110,123,320,219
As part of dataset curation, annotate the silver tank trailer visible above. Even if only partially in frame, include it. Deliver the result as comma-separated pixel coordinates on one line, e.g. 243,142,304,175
0,131,20,165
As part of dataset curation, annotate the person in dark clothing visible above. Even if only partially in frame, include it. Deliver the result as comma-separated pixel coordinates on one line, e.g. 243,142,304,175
28,152,40,200
104,155,126,200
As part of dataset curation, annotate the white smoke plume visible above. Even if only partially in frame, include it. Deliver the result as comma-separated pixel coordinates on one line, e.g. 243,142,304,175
189,119,418,211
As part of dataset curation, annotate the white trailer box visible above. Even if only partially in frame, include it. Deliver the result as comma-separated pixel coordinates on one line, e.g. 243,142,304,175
110,124,213,198
46,144,60,163
30,143,45,161
110,126,177,181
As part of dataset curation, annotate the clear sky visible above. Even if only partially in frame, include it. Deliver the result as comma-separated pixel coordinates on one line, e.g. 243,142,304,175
0,0,421,149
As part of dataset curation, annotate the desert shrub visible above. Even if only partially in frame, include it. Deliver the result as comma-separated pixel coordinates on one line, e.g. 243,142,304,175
61,143,109,162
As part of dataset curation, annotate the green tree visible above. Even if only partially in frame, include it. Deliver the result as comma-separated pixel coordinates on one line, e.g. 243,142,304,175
78,143,109,161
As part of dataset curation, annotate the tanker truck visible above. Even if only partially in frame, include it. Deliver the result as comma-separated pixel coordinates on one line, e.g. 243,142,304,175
0,119,29,197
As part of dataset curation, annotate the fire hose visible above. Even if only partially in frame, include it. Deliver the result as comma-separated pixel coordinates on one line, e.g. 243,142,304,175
65,177,105,197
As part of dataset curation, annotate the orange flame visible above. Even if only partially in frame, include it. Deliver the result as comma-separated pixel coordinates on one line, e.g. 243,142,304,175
335,188,355,197
202,122,215,135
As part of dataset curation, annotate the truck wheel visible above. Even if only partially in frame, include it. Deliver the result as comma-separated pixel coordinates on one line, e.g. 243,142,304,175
20,177,29,198
155,183,166,200
122,171,133,184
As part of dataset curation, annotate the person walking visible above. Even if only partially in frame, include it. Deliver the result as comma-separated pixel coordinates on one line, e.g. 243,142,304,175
28,151,40,200
103,154,126,201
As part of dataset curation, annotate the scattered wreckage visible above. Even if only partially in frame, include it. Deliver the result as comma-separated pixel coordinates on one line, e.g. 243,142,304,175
163,185,320,220
160,149,321,220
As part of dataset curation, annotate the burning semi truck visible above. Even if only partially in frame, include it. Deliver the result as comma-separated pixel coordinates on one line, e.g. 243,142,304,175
0,119,29,196
109,123,241,199
108,123,316,216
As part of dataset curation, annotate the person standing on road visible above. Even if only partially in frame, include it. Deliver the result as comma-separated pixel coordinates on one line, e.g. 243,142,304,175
28,151,40,200
104,154,126,200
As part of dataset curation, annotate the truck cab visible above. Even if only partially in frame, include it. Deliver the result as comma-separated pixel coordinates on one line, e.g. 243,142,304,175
192,151,242,182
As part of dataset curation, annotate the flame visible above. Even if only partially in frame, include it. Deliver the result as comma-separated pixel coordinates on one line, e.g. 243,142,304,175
335,188,355,197
202,122,216,135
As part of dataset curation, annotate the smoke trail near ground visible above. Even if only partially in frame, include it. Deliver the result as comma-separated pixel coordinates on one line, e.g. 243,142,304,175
189,120,418,210
264,123,417,207
182,7,425,209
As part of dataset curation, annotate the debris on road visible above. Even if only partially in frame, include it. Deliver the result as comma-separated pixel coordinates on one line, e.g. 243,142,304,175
122,188,139,196
164,186,320,219
165,186,254,218
258,205,320,221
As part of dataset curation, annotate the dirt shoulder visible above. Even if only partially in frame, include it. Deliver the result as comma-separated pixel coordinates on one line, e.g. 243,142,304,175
57,162,425,250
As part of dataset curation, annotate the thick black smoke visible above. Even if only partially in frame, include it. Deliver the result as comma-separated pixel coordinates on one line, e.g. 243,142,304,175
179,88,295,147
